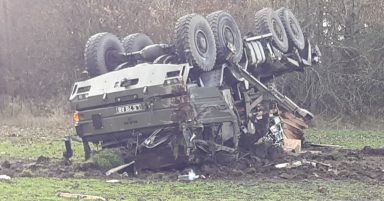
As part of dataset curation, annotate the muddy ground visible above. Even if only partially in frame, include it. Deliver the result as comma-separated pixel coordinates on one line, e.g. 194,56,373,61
1,144,383,184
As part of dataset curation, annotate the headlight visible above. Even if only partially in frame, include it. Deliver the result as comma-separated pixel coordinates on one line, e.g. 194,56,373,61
77,93,88,100
72,111,80,123
163,78,181,86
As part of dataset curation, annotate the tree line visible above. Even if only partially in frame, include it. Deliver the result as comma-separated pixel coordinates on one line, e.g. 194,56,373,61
0,0,383,124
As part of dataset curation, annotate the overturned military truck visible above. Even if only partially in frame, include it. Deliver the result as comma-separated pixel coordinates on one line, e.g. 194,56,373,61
67,8,320,169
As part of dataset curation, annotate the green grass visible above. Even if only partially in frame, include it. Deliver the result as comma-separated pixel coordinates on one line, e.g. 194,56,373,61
305,129,384,149
0,138,87,162
1,129,381,161
0,178,383,201
1,129,384,200
91,149,125,170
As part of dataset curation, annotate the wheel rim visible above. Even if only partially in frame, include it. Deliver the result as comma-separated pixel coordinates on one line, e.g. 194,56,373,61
289,19,300,38
195,30,208,56
223,25,235,46
272,19,284,42
104,48,120,70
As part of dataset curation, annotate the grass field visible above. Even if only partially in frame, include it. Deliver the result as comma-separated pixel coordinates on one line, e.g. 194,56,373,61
0,139,85,161
1,128,383,201
305,129,383,149
1,129,382,160
1,178,384,201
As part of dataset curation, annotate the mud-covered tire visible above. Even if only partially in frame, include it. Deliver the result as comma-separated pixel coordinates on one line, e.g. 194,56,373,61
254,8,289,53
84,32,124,77
122,33,154,53
276,8,305,51
175,13,216,72
207,11,243,64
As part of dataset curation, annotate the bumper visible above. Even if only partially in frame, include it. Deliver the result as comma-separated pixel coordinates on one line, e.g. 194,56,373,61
75,107,179,141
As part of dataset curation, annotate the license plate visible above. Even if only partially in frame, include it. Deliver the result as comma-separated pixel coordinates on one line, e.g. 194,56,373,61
116,103,143,114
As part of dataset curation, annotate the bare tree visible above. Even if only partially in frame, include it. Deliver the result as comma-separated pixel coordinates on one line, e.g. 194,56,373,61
0,0,383,124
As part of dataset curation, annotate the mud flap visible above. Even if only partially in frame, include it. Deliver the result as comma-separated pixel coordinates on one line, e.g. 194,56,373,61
83,139,91,160
63,136,73,160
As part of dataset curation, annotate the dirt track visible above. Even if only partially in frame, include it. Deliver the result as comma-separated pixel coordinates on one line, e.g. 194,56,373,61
1,145,384,183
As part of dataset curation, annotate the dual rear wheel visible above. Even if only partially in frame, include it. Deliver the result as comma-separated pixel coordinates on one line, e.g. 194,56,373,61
84,32,153,78
83,8,304,77
174,11,243,72
254,7,305,53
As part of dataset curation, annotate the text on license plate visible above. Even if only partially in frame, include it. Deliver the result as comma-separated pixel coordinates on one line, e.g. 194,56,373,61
116,104,143,114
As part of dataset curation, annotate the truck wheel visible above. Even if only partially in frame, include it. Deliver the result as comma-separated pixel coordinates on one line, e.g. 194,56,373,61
84,32,124,77
207,11,243,64
175,13,216,72
254,8,289,53
122,33,154,53
276,8,305,51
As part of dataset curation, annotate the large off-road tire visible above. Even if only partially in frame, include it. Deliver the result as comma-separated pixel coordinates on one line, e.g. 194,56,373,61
84,32,124,77
254,8,289,53
175,13,216,72
122,33,154,53
276,8,305,51
206,11,243,64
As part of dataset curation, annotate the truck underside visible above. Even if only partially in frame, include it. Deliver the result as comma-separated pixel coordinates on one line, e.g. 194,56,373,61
68,8,320,170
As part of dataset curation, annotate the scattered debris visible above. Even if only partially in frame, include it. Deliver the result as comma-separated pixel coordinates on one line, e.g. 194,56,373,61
308,143,343,149
313,161,332,169
23,162,37,169
283,138,301,153
274,159,331,169
299,150,322,155
106,179,121,183
105,161,135,176
57,192,107,201
121,172,129,177
279,172,296,179
281,112,308,140
1,143,384,182
178,169,203,181
275,161,304,169
0,175,11,181
328,169,340,176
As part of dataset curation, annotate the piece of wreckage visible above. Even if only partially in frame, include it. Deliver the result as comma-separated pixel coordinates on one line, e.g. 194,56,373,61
66,8,320,170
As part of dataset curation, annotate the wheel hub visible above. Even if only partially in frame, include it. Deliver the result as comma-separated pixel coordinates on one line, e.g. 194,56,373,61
223,26,235,45
104,48,120,70
195,30,208,55
272,19,284,42
289,19,299,37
